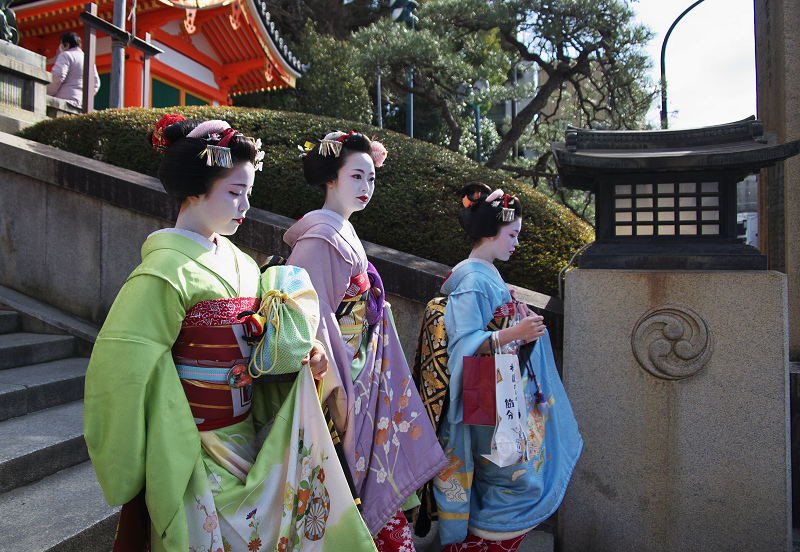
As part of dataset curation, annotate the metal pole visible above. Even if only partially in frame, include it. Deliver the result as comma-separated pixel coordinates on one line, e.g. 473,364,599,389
406,67,413,138
511,63,518,158
142,31,151,107
475,103,481,164
660,0,707,129
109,0,126,109
82,3,97,113
377,61,383,128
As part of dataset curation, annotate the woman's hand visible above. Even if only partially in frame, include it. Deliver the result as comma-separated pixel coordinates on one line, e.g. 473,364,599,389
509,313,546,344
302,343,329,380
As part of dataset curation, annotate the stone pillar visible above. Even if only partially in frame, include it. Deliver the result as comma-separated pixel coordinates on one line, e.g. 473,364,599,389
558,269,790,551
0,41,50,133
755,0,800,360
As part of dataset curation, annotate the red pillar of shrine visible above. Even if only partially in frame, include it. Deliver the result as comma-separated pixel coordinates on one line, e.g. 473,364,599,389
124,46,146,107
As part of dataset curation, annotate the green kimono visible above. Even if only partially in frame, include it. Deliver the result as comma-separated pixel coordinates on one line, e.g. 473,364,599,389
84,231,376,552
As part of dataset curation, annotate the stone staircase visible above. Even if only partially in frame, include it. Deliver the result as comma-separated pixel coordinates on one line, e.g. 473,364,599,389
0,285,557,552
0,288,118,552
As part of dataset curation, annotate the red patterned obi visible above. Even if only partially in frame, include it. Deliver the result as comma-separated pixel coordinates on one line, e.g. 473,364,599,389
493,301,516,320
335,272,371,355
173,297,259,431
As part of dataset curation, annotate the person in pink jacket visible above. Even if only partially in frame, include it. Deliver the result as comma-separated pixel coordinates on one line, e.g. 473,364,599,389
46,31,100,109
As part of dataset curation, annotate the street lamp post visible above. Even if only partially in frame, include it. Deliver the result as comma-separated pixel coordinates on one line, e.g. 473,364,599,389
459,80,489,163
388,0,419,137
660,0,707,129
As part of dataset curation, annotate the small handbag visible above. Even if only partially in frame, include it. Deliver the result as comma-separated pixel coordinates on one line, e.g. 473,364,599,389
248,265,320,379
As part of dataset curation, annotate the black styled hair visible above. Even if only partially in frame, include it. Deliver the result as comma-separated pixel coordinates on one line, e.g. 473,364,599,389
458,181,523,242
60,32,81,49
155,119,257,199
302,132,373,188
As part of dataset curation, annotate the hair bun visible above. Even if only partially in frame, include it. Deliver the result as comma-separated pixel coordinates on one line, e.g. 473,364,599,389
461,181,492,209
458,181,522,239
151,115,204,152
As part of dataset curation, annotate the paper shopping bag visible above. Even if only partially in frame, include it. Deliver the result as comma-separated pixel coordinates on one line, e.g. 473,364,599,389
482,353,528,467
462,355,497,426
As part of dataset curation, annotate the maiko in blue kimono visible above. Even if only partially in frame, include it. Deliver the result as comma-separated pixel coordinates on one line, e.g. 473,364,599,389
433,183,583,552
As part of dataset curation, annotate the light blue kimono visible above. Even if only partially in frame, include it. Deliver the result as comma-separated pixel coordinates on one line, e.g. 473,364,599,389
434,259,583,545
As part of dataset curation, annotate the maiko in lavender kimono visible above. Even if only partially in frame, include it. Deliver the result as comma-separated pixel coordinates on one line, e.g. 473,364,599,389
84,116,377,552
285,131,448,552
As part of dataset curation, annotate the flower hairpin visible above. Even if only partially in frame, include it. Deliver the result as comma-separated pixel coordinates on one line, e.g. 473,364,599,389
253,138,264,171
297,141,316,157
370,140,388,168
151,113,187,152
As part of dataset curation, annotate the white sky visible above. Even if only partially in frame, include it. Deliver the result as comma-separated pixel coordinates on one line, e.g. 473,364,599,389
631,0,757,130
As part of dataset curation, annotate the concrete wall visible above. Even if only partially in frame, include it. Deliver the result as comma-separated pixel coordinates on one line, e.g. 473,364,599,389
559,269,791,551
0,130,562,366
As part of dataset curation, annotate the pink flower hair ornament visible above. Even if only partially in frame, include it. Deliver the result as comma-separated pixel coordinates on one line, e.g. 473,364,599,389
370,139,388,168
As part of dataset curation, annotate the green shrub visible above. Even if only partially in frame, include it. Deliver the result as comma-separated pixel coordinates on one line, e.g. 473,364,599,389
19,106,593,296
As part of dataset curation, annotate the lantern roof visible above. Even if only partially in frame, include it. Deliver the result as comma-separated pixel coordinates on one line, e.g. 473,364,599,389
551,117,800,191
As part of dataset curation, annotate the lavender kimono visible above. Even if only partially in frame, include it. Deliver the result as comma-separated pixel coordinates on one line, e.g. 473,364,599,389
285,209,448,534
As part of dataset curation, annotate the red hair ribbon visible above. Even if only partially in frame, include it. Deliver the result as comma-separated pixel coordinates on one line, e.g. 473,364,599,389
216,127,237,148
336,130,356,143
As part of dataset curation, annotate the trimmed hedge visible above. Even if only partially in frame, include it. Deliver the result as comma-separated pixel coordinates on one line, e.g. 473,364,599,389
19,106,593,296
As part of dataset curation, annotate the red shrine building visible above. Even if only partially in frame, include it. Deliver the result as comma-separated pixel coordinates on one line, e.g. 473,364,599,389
12,0,305,109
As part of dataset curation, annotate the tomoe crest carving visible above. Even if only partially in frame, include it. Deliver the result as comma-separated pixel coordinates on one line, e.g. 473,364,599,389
631,304,713,380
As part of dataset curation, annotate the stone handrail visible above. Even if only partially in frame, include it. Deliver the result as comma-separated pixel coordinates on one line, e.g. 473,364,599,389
0,130,564,360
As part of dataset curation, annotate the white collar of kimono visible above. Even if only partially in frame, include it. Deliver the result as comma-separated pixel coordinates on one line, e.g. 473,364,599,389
318,208,346,225
150,228,220,253
455,257,501,277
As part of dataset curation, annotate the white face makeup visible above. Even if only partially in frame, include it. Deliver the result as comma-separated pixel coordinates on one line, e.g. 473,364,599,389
490,218,522,262
472,218,522,263
323,152,375,220
178,162,255,239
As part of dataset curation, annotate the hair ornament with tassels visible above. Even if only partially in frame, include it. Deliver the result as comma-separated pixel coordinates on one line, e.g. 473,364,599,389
152,115,263,171
298,130,388,168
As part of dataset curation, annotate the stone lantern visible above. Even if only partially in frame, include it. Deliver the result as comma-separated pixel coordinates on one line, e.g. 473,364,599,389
552,118,800,552
551,117,799,269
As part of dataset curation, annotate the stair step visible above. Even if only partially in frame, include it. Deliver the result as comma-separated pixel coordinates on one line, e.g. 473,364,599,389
0,401,87,494
0,461,118,552
0,357,89,422
0,310,20,335
0,333,76,370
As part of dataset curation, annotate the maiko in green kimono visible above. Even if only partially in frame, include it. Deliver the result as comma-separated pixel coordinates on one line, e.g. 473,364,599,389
84,116,377,552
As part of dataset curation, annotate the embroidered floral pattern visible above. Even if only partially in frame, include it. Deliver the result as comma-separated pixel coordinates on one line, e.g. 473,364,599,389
524,380,549,472
247,508,264,551
276,429,332,550
190,493,222,552
208,472,222,494
351,326,427,497
183,297,259,326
